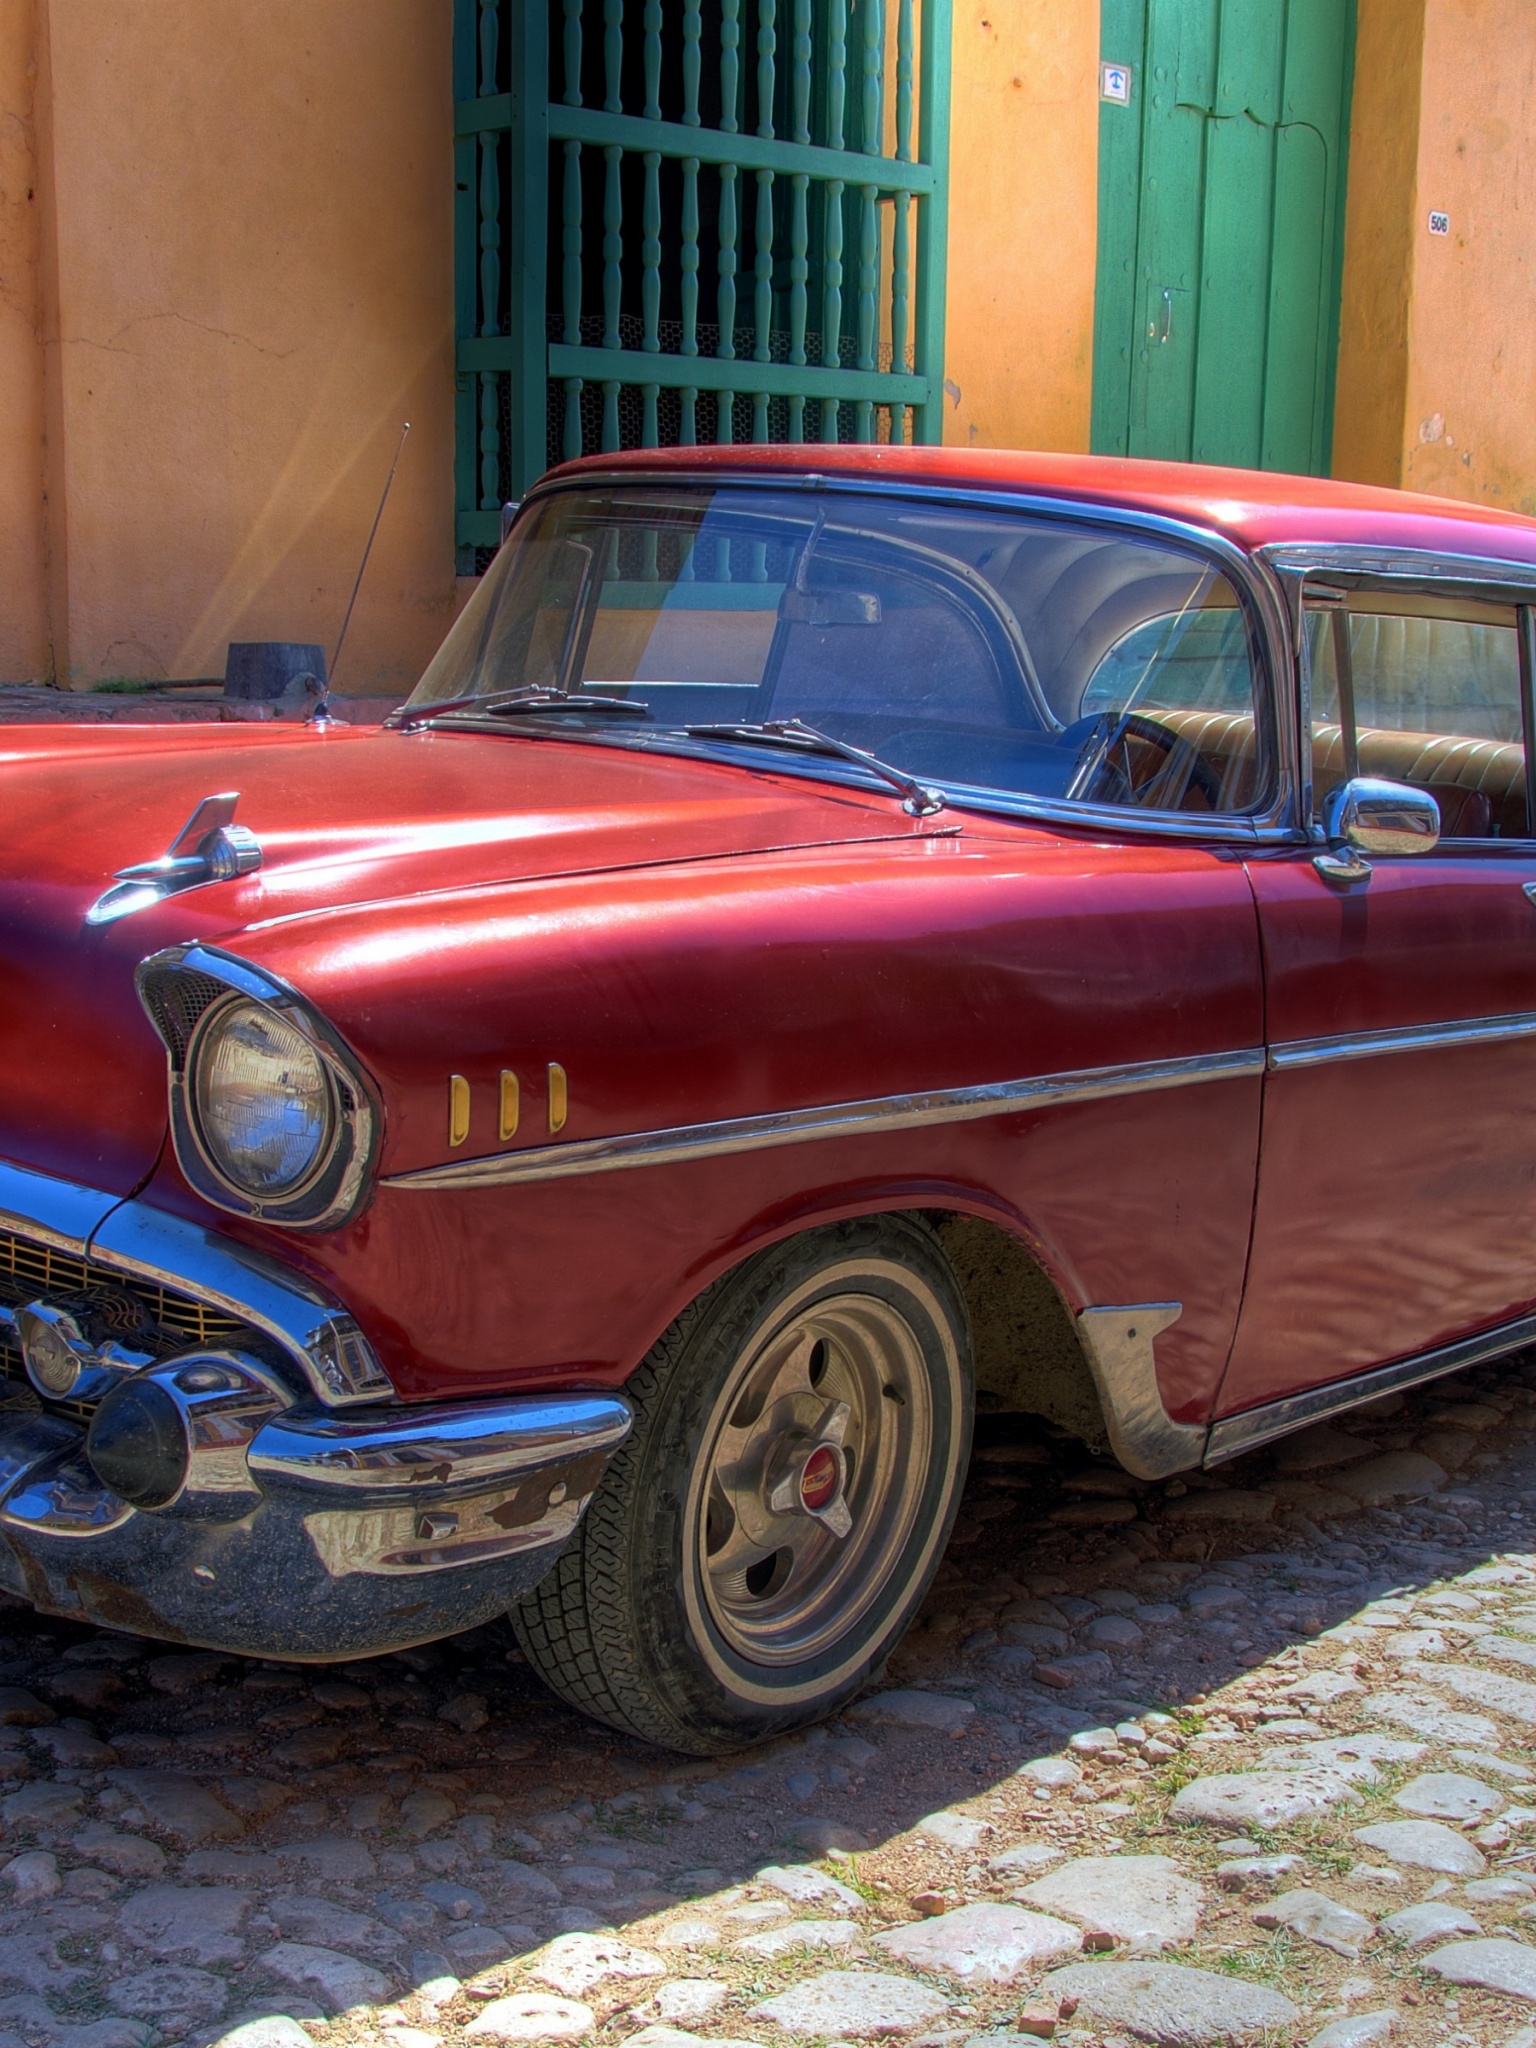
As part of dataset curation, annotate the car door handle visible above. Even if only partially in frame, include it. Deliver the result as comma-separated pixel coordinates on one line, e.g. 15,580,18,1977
1523,883,1536,906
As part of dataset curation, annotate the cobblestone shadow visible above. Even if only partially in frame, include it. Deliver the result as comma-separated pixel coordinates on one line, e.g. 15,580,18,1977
0,1357,1532,2048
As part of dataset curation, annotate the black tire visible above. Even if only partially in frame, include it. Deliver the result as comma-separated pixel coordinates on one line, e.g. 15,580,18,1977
512,1214,973,1753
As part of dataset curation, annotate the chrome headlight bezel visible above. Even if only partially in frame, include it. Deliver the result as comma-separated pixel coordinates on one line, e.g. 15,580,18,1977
137,945,381,1231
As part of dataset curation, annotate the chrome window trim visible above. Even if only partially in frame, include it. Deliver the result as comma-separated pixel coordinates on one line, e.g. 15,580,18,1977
1262,542,1536,597
1270,1010,1536,1072
422,469,1303,846
385,1046,1266,1193
1263,540,1536,847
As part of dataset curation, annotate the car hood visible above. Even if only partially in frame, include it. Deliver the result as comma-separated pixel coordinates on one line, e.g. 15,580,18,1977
0,721,927,1196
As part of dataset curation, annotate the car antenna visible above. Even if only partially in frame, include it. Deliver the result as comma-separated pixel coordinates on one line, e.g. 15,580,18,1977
315,420,411,721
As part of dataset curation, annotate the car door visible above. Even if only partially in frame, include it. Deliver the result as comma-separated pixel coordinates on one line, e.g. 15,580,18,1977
1218,568,1536,1431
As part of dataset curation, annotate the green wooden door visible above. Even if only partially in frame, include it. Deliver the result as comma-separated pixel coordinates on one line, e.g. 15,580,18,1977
1092,0,1353,475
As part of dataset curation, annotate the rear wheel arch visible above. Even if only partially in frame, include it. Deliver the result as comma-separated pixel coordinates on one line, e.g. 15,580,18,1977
926,1209,1111,1453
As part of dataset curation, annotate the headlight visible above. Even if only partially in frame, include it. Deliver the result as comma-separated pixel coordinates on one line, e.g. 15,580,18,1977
138,946,381,1232
192,1000,337,1197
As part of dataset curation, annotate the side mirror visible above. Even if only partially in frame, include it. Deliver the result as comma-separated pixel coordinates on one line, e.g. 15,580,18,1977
1323,776,1441,856
1315,776,1440,886
500,501,520,546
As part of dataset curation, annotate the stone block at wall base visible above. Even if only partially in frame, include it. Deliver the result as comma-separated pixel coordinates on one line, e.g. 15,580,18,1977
0,688,403,725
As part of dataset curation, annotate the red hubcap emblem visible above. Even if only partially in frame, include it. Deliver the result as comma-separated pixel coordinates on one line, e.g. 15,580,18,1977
800,1445,841,1513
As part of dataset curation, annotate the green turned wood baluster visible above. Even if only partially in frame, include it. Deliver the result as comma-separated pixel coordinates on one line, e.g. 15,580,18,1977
640,1,662,448
680,157,700,444
601,0,623,451
752,0,777,443
643,0,661,116
854,0,884,441
786,0,812,440
679,0,702,444
564,0,583,108
559,0,585,460
479,133,502,505
757,0,777,145
820,0,847,441
683,0,701,125
752,167,774,443
914,0,951,445
477,0,503,510
452,0,476,558
603,0,622,106
717,0,741,444
562,145,585,460
561,1,585,461
889,0,913,441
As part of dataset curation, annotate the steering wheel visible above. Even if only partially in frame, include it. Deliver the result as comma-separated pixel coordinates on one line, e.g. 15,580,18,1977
1064,711,1225,811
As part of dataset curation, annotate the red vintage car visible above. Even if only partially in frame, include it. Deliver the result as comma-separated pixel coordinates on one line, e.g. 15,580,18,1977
2,443,1535,1753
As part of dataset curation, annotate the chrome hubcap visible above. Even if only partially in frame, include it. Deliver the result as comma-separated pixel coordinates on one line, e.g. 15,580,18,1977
692,1280,934,1667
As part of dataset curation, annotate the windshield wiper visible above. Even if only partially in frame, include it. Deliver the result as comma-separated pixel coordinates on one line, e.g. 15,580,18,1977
681,718,945,817
389,686,650,730
483,688,649,719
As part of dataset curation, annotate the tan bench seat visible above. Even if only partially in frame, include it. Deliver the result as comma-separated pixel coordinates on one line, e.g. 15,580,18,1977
1155,709,1529,838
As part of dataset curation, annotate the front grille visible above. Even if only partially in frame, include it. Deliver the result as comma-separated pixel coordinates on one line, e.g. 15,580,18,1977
0,1229,256,1419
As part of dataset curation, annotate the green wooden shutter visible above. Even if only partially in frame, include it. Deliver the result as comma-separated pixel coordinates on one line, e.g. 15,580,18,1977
455,0,953,564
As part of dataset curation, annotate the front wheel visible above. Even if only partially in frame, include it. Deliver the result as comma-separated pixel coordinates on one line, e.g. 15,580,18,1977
512,1216,973,1753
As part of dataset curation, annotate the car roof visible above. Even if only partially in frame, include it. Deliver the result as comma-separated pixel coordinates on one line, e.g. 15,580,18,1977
550,443,1536,571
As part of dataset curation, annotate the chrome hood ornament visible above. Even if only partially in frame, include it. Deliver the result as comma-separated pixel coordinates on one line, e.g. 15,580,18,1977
86,792,263,926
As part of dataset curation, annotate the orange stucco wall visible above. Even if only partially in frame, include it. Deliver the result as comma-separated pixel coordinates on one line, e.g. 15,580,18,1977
1400,0,1536,514
1334,0,1536,514
942,1,1099,456
1331,0,1427,489
3,0,457,690
0,0,48,684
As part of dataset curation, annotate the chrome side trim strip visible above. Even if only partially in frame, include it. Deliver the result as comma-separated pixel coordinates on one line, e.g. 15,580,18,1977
1270,1011,1536,1073
1204,1310,1536,1467
385,1047,1266,1193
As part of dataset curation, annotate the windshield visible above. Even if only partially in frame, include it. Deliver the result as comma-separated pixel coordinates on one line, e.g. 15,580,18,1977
409,484,1266,815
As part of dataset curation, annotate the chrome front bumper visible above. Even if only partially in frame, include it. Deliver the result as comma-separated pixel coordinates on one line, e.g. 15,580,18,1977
0,1159,631,1657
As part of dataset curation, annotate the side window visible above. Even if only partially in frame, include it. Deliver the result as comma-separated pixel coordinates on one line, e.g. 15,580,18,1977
1306,592,1529,840
1065,572,1264,813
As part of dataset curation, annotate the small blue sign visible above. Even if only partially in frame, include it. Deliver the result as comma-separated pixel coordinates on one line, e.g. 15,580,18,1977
1101,63,1133,105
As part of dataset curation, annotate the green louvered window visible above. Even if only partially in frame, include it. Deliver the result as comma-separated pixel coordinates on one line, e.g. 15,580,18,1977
454,1,953,565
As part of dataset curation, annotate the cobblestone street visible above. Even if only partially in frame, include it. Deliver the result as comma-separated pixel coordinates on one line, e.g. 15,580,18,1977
3,1361,1536,2048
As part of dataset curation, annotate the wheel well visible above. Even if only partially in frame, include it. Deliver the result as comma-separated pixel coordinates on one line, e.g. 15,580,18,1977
926,1211,1109,1453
